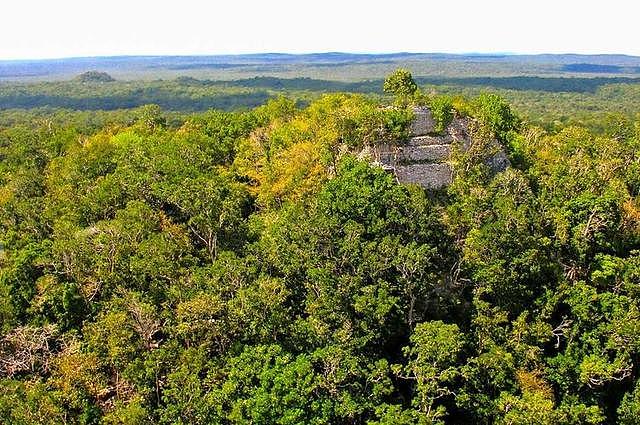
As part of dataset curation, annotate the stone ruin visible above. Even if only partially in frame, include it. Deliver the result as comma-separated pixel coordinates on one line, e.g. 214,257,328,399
363,107,509,189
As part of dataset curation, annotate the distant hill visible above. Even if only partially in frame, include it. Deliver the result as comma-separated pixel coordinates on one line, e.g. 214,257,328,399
75,71,116,82
2,52,640,82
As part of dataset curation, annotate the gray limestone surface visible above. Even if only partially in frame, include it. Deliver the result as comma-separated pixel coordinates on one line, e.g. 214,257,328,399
369,106,509,189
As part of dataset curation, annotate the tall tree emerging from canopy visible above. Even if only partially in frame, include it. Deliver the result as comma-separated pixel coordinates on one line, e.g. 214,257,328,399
383,68,418,101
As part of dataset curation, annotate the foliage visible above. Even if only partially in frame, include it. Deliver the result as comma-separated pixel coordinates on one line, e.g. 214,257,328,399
430,95,454,134
1,75,640,423
472,93,520,141
75,71,116,83
383,68,418,101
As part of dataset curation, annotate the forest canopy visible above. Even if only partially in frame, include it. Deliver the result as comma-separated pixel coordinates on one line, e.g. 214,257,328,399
2,69,640,134
75,71,116,83
1,71,640,424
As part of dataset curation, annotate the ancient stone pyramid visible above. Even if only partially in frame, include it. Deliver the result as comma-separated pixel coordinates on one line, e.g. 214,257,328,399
370,107,508,189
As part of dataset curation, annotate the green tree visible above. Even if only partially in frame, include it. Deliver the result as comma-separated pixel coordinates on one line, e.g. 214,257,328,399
395,321,464,424
383,69,418,101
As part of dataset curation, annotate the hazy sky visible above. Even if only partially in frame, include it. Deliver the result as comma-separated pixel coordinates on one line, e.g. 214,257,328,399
1,0,637,60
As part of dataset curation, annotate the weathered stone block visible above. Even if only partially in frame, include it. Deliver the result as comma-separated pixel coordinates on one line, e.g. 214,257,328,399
409,107,435,136
401,144,451,163
394,163,452,189
407,135,449,146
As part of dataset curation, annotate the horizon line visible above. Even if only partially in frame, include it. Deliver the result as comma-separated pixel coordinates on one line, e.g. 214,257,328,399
2,51,640,63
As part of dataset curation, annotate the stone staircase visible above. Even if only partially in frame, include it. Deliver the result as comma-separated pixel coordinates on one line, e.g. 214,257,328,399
368,106,508,189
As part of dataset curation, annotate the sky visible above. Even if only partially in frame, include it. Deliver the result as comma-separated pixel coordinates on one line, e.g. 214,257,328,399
0,0,637,60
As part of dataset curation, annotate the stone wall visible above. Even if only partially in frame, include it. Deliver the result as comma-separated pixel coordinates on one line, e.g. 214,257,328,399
409,107,436,136
367,106,508,189
394,163,453,188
